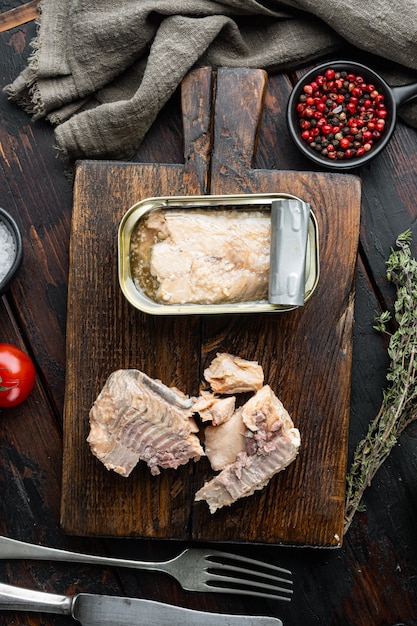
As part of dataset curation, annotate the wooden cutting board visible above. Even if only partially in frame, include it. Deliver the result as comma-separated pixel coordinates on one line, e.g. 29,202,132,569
61,67,361,546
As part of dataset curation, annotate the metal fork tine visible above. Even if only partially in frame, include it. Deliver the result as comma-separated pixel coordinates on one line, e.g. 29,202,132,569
206,563,292,586
205,550,292,577
0,536,294,601
205,572,293,595
202,581,293,602
200,550,293,601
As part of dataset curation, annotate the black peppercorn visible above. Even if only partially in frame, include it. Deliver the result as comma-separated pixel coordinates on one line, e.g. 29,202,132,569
296,66,387,161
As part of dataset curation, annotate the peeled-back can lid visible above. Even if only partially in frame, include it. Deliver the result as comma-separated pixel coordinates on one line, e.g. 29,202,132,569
268,198,311,307
118,193,319,315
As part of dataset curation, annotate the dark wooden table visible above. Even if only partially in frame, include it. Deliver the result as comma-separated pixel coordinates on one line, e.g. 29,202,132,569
1,3,417,625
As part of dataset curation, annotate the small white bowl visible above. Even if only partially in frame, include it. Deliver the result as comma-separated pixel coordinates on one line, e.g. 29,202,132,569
0,207,23,296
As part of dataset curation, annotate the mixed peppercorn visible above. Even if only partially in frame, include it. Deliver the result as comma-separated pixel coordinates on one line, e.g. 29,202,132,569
295,67,387,161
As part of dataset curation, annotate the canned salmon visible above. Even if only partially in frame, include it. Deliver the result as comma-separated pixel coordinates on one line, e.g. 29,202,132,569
118,193,319,315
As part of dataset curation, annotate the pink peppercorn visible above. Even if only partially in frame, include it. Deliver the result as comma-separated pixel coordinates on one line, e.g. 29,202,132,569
295,67,387,161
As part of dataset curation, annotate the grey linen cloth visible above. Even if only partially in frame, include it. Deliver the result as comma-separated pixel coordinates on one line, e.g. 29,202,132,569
4,0,417,163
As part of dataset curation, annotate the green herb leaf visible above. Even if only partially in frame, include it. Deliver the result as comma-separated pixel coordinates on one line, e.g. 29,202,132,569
344,229,417,533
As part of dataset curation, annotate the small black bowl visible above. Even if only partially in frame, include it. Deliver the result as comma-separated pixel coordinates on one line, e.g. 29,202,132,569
0,207,23,296
287,59,417,170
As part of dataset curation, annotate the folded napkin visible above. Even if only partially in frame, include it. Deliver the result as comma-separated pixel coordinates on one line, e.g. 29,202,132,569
4,0,417,163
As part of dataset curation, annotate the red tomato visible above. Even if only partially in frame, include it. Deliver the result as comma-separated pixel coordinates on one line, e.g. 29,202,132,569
0,343,35,408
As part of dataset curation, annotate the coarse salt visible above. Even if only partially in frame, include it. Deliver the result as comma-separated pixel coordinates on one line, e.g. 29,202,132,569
0,220,16,284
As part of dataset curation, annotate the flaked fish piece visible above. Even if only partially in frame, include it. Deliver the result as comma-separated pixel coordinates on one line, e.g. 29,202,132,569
204,353,264,394
195,432,300,513
148,210,270,304
204,407,246,471
195,385,300,513
192,390,236,425
88,369,204,477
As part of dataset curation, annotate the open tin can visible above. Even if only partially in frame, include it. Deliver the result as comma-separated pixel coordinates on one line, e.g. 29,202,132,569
118,193,319,315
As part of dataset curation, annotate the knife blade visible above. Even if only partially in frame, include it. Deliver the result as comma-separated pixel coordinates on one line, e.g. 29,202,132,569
0,582,283,625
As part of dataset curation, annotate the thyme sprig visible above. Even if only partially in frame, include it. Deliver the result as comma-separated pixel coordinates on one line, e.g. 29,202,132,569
344,229,417,534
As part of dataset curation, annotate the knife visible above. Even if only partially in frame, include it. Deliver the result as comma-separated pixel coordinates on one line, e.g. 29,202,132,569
0,582,283,625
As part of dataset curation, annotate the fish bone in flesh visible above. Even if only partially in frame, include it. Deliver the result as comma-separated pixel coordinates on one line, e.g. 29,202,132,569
88,369,204,477
195,385,300,513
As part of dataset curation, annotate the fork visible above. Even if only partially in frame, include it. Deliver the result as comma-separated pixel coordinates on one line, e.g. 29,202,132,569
0,535,292,601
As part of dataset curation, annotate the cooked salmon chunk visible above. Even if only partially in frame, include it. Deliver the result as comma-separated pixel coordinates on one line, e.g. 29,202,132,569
195,385,300,513
88,369,204,477
192,390,236,425
142,210,270,304
204,353,264,394
203,407,247,471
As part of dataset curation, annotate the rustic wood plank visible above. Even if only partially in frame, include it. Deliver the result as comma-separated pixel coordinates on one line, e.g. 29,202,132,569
0,1,39,32
61,69,213,536
61,68,361,545
0,297,127,618
62,162,202,537
191,68,361,545
2,9,417,618
358,118,417,304
182,67,213,193
210,67,268,183
0,29,73,415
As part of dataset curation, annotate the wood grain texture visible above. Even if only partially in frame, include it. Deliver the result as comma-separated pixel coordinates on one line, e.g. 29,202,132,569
0,1,39,32
61,68,361,545
0,24,73,413
2,10,417,620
